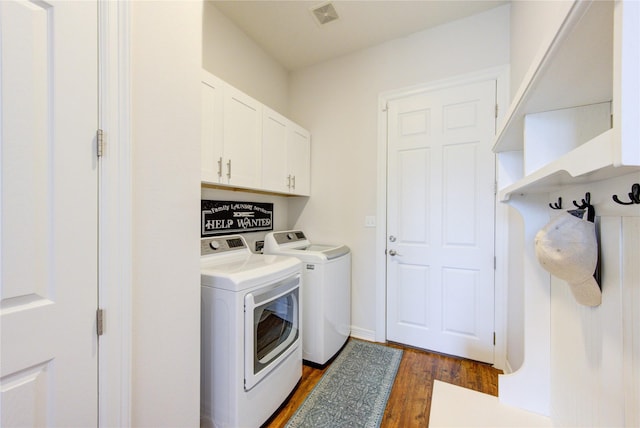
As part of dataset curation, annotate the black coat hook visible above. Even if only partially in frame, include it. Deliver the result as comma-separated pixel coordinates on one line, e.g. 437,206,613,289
612,183,640,205
572,192,595,222
549,197,563,209
573,192,592,209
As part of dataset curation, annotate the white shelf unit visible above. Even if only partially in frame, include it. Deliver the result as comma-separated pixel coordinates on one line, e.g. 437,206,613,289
494,0,640,200
494,0,640,421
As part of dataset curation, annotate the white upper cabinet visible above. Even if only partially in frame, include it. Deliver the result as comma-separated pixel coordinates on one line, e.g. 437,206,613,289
261,107,311,196
223,85,262,188
201,70,263,190
202,70,311,196
201,71,224,184
494,0,640,200
287,123,311,196
261,107,290,193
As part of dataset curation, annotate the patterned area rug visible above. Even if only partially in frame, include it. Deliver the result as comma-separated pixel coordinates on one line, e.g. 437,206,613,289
285,340,403,428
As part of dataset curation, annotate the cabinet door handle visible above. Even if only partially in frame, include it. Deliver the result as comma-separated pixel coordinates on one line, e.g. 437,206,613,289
291,175,296,190
287,174,291,189
217,157,223,178
226,159,231,180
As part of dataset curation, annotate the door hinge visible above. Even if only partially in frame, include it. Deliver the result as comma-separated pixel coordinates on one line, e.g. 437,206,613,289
96,308,105,336
495,104,499,119
97,129,104,158
493,332,496,345
494,256,496,270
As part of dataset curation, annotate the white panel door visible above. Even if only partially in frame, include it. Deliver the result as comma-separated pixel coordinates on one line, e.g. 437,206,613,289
386,80,496,363
0,1,98,425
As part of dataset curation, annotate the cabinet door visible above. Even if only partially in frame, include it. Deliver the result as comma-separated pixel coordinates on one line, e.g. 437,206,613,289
288,124,311,196
262,107,289,193
224,86,262,188
201,72,224,183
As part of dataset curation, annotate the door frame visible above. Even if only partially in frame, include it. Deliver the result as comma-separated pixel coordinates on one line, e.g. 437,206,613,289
375,66,509,370
98,1,132,426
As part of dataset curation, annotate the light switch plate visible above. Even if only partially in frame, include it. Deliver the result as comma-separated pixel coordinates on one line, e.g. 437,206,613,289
365,216,376,227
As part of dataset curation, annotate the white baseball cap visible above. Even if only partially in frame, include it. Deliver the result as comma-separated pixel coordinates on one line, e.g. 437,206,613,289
534,211,601,307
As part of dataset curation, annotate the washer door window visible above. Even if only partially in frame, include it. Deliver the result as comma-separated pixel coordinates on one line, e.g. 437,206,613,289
244,275,300,391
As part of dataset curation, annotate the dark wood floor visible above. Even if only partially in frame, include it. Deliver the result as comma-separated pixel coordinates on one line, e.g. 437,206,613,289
265,339,502,427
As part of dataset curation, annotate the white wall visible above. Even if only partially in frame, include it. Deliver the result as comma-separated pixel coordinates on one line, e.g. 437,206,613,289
131,2,202,426
202,1,290,116
509,0,573,103
287,5,510,338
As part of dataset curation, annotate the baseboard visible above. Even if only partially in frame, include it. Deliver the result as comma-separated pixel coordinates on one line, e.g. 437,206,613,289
349,326,377,342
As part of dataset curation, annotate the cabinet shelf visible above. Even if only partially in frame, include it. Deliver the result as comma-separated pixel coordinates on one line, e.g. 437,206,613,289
201,181,309,198
499,129,638,201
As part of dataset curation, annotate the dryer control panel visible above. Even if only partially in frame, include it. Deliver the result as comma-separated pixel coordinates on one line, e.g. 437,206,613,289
201,235,248,256
272,230,306,245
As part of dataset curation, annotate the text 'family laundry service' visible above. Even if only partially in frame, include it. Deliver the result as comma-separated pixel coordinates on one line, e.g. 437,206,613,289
201,200,274,236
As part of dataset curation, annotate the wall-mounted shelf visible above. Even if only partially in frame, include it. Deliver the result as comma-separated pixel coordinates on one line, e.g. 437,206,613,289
499,129,639,201
494,0,640,201
493,0,613,153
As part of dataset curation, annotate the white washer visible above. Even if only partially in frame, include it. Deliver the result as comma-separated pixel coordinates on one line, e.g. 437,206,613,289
200,235,302,428
263,230,351,366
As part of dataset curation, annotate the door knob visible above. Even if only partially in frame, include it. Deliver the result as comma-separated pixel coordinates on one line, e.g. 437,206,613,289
388,249,399,256
389,235,396,242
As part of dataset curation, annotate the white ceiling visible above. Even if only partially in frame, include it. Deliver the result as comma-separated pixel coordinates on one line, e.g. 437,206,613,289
211,0,508,71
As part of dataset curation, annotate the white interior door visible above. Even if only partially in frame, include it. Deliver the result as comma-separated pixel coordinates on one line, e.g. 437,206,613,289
1,1,99,425
386,80,496,363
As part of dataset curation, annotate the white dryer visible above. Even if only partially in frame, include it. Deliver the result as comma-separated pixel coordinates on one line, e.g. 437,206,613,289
200,234,302,428
263,230,351,366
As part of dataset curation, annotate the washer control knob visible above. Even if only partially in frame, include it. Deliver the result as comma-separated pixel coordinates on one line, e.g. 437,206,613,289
209,240,220,250
287,233,295,240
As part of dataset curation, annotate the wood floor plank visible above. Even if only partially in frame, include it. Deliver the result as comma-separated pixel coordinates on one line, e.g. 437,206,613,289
264,340,502,428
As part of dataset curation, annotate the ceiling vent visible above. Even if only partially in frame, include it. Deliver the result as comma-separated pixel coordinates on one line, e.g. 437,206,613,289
311,2,340,26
